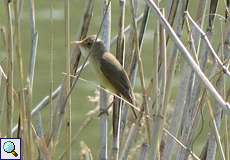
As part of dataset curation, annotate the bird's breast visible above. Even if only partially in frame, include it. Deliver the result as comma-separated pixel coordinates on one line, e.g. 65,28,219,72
89,58,117,93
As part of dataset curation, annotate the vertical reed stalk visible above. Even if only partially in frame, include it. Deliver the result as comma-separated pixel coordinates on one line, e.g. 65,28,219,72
23,0,38,158
150,9,167,159
12,0,26,138
161,0,189,158
192,0,207,52
206,20,224,160
120,123,139,160
166,0,179,42
0,65,7,135
144,0,229,114
64,0,71,159
224,115,229,160
49,0,54,152
207,100,226,160
176,2,218,158
99,0,111,159
129,0,151,143
150,11,159,160
50,0,94,146
112,0,125,159
13,0,33,158
3,0,14,138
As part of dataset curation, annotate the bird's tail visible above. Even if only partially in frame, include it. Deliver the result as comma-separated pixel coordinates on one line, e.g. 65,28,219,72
127,92,138,119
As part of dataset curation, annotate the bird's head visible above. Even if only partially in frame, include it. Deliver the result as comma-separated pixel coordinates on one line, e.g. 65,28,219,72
72,35,105,57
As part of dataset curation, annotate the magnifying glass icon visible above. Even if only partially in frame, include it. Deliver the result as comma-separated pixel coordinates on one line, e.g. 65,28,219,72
3,141,18,157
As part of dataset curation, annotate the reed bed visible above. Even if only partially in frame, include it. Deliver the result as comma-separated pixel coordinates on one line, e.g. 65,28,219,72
0,0,230,159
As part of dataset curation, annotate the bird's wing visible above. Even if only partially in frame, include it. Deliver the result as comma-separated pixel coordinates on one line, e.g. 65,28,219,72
100,53,133,103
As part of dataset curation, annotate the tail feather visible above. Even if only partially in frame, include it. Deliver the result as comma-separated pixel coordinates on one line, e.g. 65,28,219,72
126,92,138,119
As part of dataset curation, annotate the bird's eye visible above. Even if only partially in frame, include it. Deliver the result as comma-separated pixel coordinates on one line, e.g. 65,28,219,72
86,41,92,47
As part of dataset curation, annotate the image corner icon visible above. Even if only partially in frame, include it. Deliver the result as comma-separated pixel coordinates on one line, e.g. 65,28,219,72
0,138,21,160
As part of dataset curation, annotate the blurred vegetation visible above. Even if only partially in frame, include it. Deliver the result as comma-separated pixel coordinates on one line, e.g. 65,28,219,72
0,0,230,159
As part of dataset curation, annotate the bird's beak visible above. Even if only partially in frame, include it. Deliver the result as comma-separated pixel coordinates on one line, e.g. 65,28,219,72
71,40,83,46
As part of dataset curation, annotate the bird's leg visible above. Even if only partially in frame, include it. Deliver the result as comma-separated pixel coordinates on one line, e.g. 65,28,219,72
98,101,114,117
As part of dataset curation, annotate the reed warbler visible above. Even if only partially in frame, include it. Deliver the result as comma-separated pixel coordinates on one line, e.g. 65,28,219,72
72,35,137,117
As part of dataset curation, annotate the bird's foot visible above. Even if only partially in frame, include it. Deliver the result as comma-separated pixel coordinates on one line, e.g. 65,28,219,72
98,102,113,117
98,108,109,117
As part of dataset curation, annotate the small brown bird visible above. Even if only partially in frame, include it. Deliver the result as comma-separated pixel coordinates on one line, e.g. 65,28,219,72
72,35,137,117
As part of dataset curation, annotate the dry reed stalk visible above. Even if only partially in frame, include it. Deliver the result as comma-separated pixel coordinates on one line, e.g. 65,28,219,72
161,1,189,158
0,14,6,136
204,22,225,160
12,0,26,139
48,0,54,129
188,1,228,159
150,9,167,160
164,0,189,106
148,1,160,158
185,17,199,64
119,8,144,145
32,125,51,160
79,141,93,160
13,0,33,158
192,0,208,52
3,0,14,138
176,1,218,158
163,128,201,160
50,0,94,146
48,0,54,153
99,0,111,159
144,0,230,112
143,0,230,159
129,0,151,142
128,0,147,98
138,5,149,49
175,0,207,158
24,0,39,158
0,65,7,80
33,114,46,159
135,4,151,145
224,115,229,160
186,12,230,77
176,28,204,160
111,14,143,44
163,61,192,159
117,2,152,158
166,0,179,43
163,28,195,159
64,0,71,159
0,65,7,135
112,0,126,159
192,65,225,159
59,107,99,159
11,86,61,135
119,123,139,160
204,8,230,158
28,0,38,88
207,100,226,160
119,98,147,159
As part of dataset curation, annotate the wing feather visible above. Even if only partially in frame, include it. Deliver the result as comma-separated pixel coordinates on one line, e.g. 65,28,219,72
100,53,133,103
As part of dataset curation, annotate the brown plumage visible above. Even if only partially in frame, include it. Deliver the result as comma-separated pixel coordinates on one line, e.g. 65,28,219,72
73,35,137,118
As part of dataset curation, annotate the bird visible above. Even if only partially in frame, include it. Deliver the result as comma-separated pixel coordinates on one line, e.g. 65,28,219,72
72,35,137,118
